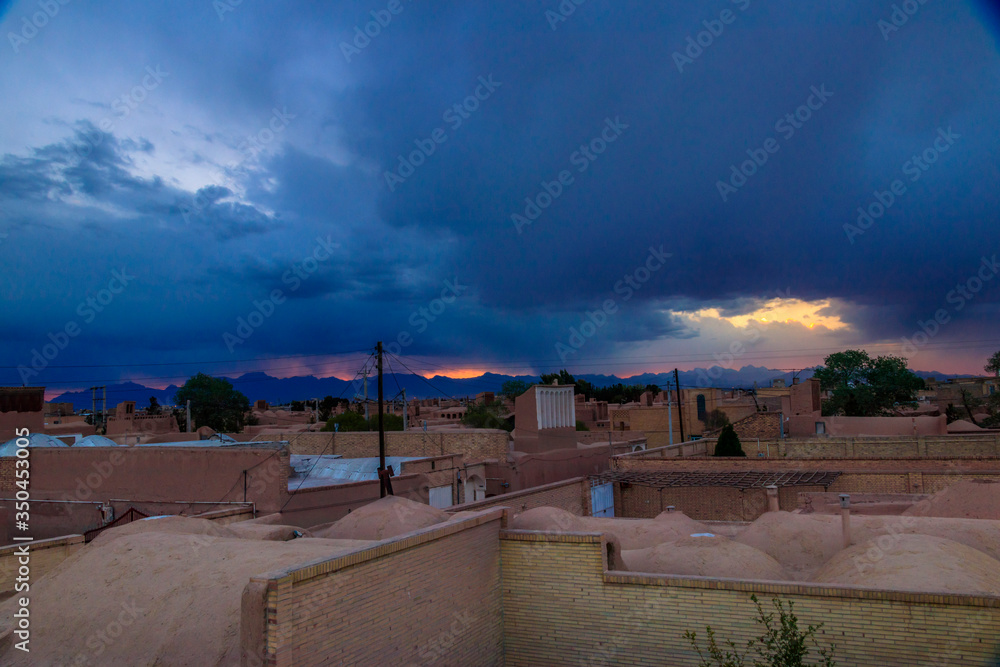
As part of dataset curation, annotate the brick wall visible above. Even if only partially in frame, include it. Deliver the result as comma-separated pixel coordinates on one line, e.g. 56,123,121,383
259,430,509,462
446,477,591,516
0,534,84,596
501,531,1000,666
243,510,506,666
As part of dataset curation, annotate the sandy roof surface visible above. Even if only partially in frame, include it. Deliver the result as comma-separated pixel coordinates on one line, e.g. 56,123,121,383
0,523,372,666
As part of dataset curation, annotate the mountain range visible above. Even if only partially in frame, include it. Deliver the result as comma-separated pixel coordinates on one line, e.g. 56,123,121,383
49,366,967,411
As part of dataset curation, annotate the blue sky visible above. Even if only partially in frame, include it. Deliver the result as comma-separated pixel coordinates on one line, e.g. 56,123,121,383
2,0,1000,392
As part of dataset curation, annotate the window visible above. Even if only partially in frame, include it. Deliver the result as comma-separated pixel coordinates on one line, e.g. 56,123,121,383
815,421,826,435
696,394,706,421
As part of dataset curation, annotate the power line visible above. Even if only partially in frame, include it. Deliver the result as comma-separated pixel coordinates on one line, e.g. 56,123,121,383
0,348,375,370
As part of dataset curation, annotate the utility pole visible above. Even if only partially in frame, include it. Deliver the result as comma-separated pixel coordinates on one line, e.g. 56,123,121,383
377,341,387,498
668,394,674,446
102,386,107,431
674,369,685,444
186,399,192,433
91,387,96,426
314,398,319,424
363,369,369,424
402,388,407,431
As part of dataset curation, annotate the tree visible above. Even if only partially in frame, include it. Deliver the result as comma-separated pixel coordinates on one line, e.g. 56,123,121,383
461,403,513,431
322,411,368,432
500,379,531,401
290,400,306,412
147,396,161,415
174,373,252,432
705,409,730,431
714,424,746,457
540,369,576,386
986,350,1000,377
574,378,595,400
685,594,836,667
812,350,923,417
576,420,590,431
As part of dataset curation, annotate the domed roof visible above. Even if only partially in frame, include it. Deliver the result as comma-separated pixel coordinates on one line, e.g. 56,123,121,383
813,534,1000,595
0,433,68,456
623,535,788,581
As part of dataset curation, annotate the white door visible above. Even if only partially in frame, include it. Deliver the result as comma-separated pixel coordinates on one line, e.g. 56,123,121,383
428,485,453,509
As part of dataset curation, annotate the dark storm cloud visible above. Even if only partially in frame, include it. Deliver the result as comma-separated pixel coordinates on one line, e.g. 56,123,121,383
2,0,1000,380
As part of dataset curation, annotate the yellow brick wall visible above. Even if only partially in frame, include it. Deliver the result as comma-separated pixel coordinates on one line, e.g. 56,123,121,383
0,534,84,596
501,531,1000,666
248,511,506,666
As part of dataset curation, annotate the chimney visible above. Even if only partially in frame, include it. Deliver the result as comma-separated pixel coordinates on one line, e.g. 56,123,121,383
839,494,851,548
765,485,779,512
792,377,800,385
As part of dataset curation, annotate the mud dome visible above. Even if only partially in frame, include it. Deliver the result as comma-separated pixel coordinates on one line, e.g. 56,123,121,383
310,495,450,541
623,535,789,581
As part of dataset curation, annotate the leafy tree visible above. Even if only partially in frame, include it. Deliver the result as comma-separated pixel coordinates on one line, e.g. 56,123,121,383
705,409,730,431
714,424,746,457
318,395,337,422
986,351,1000,377
147,396,161,415
367,414,404,431
500,379,531,400
574,378,595,400
290,400,306,412
955,389,1000,429
322,410,368,432
813,350,923,417
686,595,836,667
174,373,252,432
540,369,576,386
576,420,590,431
461,403,513,431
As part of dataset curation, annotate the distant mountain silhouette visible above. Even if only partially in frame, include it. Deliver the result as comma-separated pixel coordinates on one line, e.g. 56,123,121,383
49,365,970,411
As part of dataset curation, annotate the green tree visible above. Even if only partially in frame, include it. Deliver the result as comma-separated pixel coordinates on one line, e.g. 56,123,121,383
147,396,161,415
686,594,836,667
714,424,746,457
540,369,576,386
322,410,368,432
367,413,404,431
574,378,595,400
705,409,730,431
290,400,306,412
986,350,1000,377
499,379,531,401
575,420,590,431
174,373,252,432
461,403,513,431
813,350,923,417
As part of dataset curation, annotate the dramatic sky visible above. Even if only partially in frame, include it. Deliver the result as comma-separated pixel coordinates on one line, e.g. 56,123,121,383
2,0,1000,393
